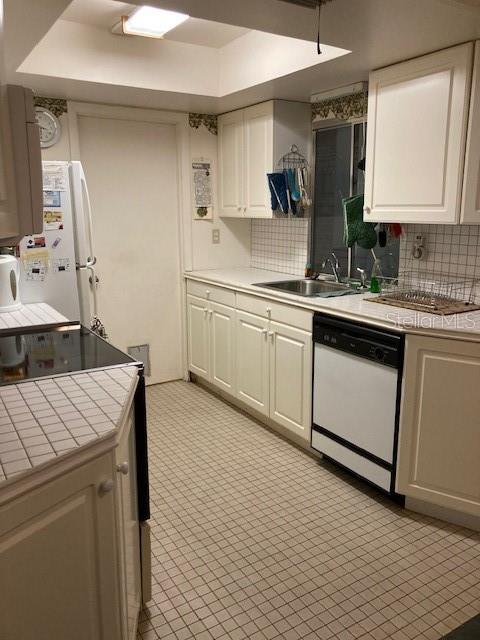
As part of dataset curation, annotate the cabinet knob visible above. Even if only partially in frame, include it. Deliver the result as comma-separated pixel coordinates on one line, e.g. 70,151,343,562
116,462,129,475
205,289,210,297
266,307,271,315
99,479,114,494
237,206,242,211
363,206,371,215
243,206,247,212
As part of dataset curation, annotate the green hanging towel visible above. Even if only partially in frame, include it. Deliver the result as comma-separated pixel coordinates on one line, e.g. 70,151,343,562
342,194,377,250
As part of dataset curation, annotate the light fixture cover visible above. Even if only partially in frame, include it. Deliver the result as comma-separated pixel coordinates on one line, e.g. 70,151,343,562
123,6,189,38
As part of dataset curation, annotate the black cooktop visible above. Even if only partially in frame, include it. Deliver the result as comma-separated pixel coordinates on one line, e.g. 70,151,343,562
0,323,138,385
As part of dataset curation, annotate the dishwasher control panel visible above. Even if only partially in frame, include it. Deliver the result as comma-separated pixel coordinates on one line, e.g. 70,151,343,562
313,314,403,369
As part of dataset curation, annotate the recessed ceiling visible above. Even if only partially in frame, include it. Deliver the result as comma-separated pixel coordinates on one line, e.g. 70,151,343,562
62,0,249,48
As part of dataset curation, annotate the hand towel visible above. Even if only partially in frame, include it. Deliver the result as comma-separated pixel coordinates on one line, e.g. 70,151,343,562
342,194,377,250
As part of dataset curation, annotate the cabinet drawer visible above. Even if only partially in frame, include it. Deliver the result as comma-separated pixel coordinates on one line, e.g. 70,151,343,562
186,280,235,307
236,292,312,331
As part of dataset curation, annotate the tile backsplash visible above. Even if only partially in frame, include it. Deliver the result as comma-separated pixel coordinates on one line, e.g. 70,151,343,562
399,224,480,278
251,220,480,301
251,218,308,276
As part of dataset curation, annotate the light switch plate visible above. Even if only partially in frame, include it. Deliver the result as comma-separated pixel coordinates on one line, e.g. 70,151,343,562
212,228,220,244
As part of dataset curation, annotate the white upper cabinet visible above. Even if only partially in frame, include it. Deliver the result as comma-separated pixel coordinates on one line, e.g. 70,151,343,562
218,100,310,219
364,43,473,224
243,102,274,218
0,86,43,244
218,109,244,217
461,42,480,223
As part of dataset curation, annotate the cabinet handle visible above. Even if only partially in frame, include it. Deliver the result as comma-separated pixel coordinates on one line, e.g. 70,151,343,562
203,308,208,316
268,331,275,342
208,309,213,318
116,462,129,475
99,479,114,494
237,206,242,212
261,329,268,337
363,206,371,215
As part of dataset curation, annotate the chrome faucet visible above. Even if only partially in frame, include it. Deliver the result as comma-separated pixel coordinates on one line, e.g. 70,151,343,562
321,252,341,282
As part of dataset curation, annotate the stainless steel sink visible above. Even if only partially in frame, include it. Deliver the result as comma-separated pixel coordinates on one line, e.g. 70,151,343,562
253,279,355,297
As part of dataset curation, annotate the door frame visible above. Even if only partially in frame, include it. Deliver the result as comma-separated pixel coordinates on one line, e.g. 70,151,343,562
68,101,191,379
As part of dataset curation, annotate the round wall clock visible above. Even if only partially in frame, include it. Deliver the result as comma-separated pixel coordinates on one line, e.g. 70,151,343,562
35,107,61,148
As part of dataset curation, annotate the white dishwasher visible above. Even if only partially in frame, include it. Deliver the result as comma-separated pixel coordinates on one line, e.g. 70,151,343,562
311,313,404,495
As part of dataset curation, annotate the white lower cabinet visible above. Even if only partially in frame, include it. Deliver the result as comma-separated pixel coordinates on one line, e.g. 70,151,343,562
186,283,313,442
397,335,480,516
0,453,123,640
236,310,270,416
187,294,236,394
269,321,312,439
186,294,210,379
115,408,142,640
210,301,236,394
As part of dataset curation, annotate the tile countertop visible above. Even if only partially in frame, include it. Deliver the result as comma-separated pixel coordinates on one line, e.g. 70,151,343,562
0,365,138,486
185,267,480,341
0,303,68,330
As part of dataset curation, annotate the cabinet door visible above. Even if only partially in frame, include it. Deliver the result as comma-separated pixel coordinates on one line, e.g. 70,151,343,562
364,43,473,224
116,408,141,640
236,310,269,416
243,102,274,218
397,335,480,516
210,301,236,395
461,41,480,223
0,453,122,640
187,294,210,379
218,109,244,217
269,321,312,440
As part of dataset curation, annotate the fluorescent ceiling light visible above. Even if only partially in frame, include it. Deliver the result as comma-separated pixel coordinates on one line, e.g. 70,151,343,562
122,6,189,39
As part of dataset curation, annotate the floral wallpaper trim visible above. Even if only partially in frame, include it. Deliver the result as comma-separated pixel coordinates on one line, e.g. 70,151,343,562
312,91,367,121
34,97,68,118
188,113,218,135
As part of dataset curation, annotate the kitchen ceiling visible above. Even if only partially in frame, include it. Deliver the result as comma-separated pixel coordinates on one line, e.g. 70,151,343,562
62,0,250,48
5,0,480,113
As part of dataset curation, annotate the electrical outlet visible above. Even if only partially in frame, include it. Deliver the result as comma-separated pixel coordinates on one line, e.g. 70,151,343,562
412,233,426,260
212,228,220,244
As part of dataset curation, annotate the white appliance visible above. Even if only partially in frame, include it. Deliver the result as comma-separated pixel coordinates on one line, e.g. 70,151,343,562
311,313,404,494
0,255,21,312
19,161,101,329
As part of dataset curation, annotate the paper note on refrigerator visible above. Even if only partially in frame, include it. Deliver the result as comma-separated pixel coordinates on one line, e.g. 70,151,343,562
43,210,64,230
21,248,50,282
43,164,67,191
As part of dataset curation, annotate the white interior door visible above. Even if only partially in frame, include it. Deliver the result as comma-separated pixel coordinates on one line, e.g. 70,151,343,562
77,115,183,384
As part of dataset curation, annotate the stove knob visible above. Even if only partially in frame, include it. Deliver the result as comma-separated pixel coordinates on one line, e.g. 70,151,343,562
374,348,385,361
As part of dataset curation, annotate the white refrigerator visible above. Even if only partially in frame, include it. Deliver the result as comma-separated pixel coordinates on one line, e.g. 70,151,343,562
19,161,102,331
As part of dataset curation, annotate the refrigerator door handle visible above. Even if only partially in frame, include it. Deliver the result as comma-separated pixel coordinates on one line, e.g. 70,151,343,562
86,264,98,318
79,165,96,267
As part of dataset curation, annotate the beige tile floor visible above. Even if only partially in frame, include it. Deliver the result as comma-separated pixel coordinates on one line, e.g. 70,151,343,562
138,381,480,640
